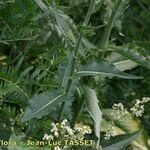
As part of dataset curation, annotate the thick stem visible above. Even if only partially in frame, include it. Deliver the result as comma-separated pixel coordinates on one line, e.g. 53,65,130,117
100,0,123,49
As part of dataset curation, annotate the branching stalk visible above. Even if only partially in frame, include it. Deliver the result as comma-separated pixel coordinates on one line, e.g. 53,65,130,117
58,33,83,121
58,0,99,121
65,33,83,94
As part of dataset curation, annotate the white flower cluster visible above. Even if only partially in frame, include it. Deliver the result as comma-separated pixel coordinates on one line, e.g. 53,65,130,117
43,134,54,140
74,124,92,135
112,103,125,111
43,119,92,141
104,133,111,140
112,97,150,117
112,103,129,114
104,125,117,140
60,119,75,136
105,97,150,141
130,97,150,117
51,122,60,137
54,146,61,150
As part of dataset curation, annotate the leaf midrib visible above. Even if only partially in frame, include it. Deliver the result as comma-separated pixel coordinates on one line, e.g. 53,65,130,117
30,94,63,118
76,71,142,79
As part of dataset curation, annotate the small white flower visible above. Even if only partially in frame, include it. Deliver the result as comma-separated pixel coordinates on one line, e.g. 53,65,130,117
64,134,69,138
135,99,141,105
112,103,125,111
74,124,92,135
51,127,58,133
61,119,68,126
54,131,59,137
74,127,83,132
82,126,92,134
104,126,116,140
43,134,54,140
63,146,68,149
51,123,58,133
129,98,149,117
54,146,61,150
104,133,111,140
142,97,150,103
65,126,74,135
48,135,54,140
43,134,49,140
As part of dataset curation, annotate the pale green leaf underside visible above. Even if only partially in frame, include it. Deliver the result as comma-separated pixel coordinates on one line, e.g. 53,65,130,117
102,109,150,150
35,0,76,46
76,62,142,79
22,90,64,122
114,60,138,72
103,131,141,150
83,87,102,142
52,0,70,41
114,45,150,69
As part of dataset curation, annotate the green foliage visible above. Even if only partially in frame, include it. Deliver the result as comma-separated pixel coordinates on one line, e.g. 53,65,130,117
100,0,128,49
77,62,142,79
0,0,150,149
22,90,64,122
102,131,141,150
83,87,102,146
102,109,150,149
113,60,138,72
0,0,40,45
122,0,150,41
112,42,150,69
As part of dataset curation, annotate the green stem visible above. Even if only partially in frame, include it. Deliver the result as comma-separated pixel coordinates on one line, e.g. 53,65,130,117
65,33,83,93
66,0,98,93
71,88,84,127
84,0,95,26
58,33,83,121
72,99,84,127
58,0,96,122
58,102,65,121
84,0,104,26
100,0,123,49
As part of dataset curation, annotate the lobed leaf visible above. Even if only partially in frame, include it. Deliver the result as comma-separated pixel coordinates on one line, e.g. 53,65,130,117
102,131,141,150
102,109,150,150
113,44,150,69
35,0,76,46
76,62,142,79
21,90,65,122
113,60,138,72
83,87,102,145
